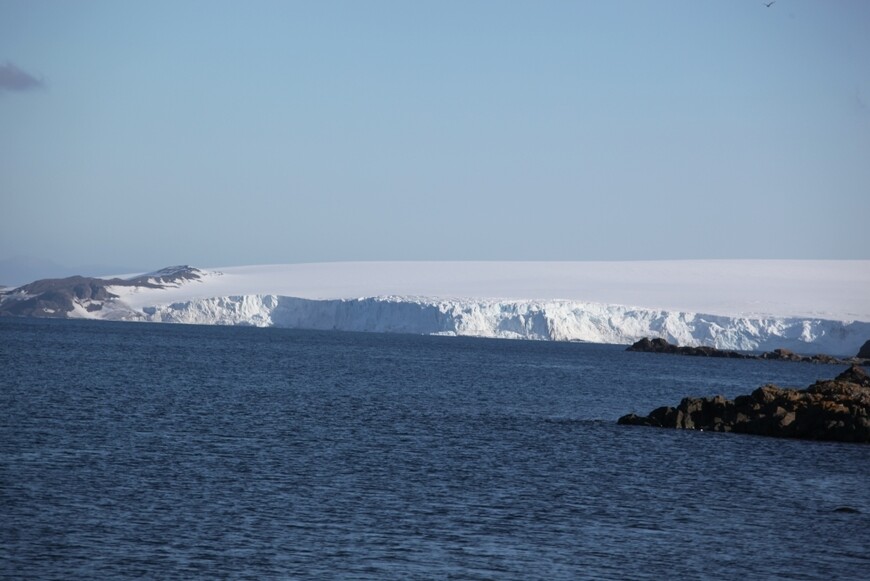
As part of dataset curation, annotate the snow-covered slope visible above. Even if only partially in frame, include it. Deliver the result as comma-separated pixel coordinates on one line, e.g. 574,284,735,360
6,261,870,355
115,261,870,321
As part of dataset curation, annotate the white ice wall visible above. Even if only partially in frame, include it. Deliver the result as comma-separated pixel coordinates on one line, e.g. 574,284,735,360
134,294,870,356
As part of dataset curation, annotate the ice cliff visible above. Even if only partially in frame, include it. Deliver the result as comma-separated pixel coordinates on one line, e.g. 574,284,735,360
3,262,868,356
136,294,870,356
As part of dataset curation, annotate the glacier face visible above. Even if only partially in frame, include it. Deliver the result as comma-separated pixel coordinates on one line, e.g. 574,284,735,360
132,294,870,356
6,262,867,355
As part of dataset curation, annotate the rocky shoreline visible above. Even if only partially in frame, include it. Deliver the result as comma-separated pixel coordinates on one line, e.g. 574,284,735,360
618,365,870,443
627,337,869,365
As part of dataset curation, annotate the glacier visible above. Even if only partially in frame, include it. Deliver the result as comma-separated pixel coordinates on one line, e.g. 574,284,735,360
4,261,869,356
133,294,870,356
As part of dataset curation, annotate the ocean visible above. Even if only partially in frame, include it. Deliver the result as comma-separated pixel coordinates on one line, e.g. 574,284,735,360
1,318,868,579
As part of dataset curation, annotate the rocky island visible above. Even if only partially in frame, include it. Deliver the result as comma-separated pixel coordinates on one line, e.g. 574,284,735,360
627,337,868,365
618,365,870,443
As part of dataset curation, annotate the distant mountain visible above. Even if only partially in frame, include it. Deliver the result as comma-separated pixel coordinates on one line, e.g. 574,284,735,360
0,256,146,287
2,261,869,356
0,266,204,319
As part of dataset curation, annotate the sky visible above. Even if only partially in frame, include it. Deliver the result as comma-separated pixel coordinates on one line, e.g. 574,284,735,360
1,0,869,277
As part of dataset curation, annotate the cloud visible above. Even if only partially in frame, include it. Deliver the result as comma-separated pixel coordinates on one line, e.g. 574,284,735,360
0,61,45,91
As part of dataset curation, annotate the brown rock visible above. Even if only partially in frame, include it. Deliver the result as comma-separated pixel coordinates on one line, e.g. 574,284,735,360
618,366,870,443
835,364,870,387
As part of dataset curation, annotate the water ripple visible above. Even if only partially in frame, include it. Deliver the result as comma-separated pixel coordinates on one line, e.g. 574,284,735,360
1,319,868,579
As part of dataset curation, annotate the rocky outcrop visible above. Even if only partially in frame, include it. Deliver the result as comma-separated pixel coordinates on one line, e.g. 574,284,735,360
758,348,845,364
858,340,870,359
627,337,751,358
618,365,870,443
127,265,204,286
0,266,204,318
627,337,864,365
0,276,127,317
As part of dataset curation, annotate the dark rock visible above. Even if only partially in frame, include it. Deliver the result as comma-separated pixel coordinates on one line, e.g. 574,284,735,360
833,506,860,514
648,406,678,426
857,340,870,359
626,337,672,353
617,413,650,426
808,354,840,364
760,348,802,362
835,364,870,387
626,338,750,359
627,337,854,365
618,366,870,443
0,266,206,319
127,265,203,286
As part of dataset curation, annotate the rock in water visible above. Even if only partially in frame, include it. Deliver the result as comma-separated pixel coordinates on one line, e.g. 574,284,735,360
625,337,750,359
626,337,856,365
618,366,870,443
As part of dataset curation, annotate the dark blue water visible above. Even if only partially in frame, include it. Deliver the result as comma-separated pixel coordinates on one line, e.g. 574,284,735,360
2,318,868,579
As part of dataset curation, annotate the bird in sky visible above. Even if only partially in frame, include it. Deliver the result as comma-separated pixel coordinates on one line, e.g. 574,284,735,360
764,1,776,7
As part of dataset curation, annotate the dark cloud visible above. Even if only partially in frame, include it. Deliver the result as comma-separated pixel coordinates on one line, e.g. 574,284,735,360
0,61,45,91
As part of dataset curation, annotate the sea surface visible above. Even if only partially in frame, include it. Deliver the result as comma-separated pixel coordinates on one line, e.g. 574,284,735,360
1,318,868,580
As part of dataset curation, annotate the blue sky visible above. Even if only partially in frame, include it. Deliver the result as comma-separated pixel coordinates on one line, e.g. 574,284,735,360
1,0,868,275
